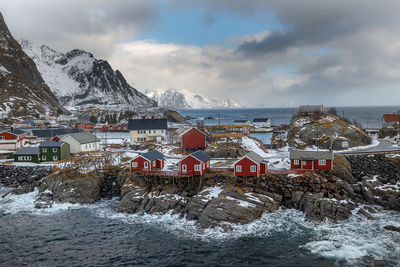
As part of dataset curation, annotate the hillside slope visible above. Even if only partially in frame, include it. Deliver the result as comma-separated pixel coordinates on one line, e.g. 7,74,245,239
0,12,64,119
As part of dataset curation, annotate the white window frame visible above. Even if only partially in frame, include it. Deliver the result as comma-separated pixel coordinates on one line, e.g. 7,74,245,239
52,148,57,153
318,159,326,166
53,156,58,161
144,161,149,169
42,148,47,152
18,156,22,161
236,165,242,172
132,162,138,168
0,136,4,140
302,161,307,165
195,164,201,171
207,161,210,168
250,165,256,172
182,164,187,172
294,159,299,165
153,161,156,167
42,156,46,161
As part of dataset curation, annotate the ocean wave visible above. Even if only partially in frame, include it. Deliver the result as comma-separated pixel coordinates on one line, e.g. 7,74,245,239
1,185,399,265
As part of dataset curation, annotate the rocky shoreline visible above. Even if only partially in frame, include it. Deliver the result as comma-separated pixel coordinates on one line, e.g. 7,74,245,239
1,155,400,232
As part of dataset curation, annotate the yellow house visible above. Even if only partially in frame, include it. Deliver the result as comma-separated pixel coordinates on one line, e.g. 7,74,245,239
128,118,167,144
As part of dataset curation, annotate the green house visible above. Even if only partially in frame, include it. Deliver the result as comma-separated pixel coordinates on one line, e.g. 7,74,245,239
13,147,40,163
39,141,70,162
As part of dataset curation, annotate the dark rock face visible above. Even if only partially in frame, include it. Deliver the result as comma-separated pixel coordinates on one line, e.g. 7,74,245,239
383,225,400,232
0,165,51,191
39,174,103,204
0,12,65,118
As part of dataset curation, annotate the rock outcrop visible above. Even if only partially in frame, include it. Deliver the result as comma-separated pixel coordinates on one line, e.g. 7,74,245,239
288,114,371,150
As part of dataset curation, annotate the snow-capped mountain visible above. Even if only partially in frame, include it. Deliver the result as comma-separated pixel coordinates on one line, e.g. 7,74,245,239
20,40,157,111
0,12,65,119
147,89,242,109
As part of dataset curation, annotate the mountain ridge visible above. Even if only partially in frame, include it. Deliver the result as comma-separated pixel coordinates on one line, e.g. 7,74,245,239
20,40,157,111
147,88,242,109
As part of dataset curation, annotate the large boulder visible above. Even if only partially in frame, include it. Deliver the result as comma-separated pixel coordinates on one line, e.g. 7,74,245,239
332,154,356,183
39,173,103,204
298,192,356,222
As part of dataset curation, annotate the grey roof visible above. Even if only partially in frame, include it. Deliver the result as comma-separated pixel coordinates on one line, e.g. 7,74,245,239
290,150,334,160
299,104,324,113
32,128,81,138
64,132,100,144
39,141,66,148
141,150,165,161
190,150,211,162
253,118,269,122
14,147,39,155
128,118,167,130
244,151,264,164
0,129,25,135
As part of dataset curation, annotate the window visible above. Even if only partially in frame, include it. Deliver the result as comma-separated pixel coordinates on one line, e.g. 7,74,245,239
132,162,138,168
302,161,307,165
236,165,242,172
195,165,201,171
250,165,256,172
182,164,187,172
207,161,210,168
18,156,22,161
85,144,88,149
294,159,299,165
137,138,140,142
42,148,47,152
0,136,4,140
153,130,156,134
318,160,326,166
20,156,31,161
153,161,156,167
52,148,57,153
42,156,46,161
144,162,148,168
53,156,58,161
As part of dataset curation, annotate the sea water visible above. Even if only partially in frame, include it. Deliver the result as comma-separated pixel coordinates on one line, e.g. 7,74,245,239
1,186,399,266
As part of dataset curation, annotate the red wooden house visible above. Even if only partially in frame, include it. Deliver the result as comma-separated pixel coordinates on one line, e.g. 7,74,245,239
234,151,267,177
180,127,207,150
0,129,26,150
290,150,334,170
131,150,165,172
179,150,211,175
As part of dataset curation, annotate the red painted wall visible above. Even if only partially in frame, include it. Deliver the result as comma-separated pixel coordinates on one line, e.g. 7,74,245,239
234,157,259,177
179,155,209,175
260,163,267,174
131,156,165,172
182,128,206,149
291,159,332,170
0,132,17,140
291,159,302,169
313,159,333,170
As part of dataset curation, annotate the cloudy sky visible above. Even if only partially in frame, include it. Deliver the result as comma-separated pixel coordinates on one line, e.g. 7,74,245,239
1,0,400,107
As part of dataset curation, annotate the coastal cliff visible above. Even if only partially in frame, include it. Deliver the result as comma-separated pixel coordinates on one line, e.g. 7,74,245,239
3,154,399,230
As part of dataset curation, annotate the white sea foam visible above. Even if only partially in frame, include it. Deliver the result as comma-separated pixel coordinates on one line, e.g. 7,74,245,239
1,185,399,265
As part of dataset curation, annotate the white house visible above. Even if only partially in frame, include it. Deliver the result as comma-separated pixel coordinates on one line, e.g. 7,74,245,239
128,118,167,144
60,132,100,153
252,118,271,128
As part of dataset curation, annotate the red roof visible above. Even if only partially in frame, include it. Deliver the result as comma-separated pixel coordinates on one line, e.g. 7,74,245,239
383,114,400,123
